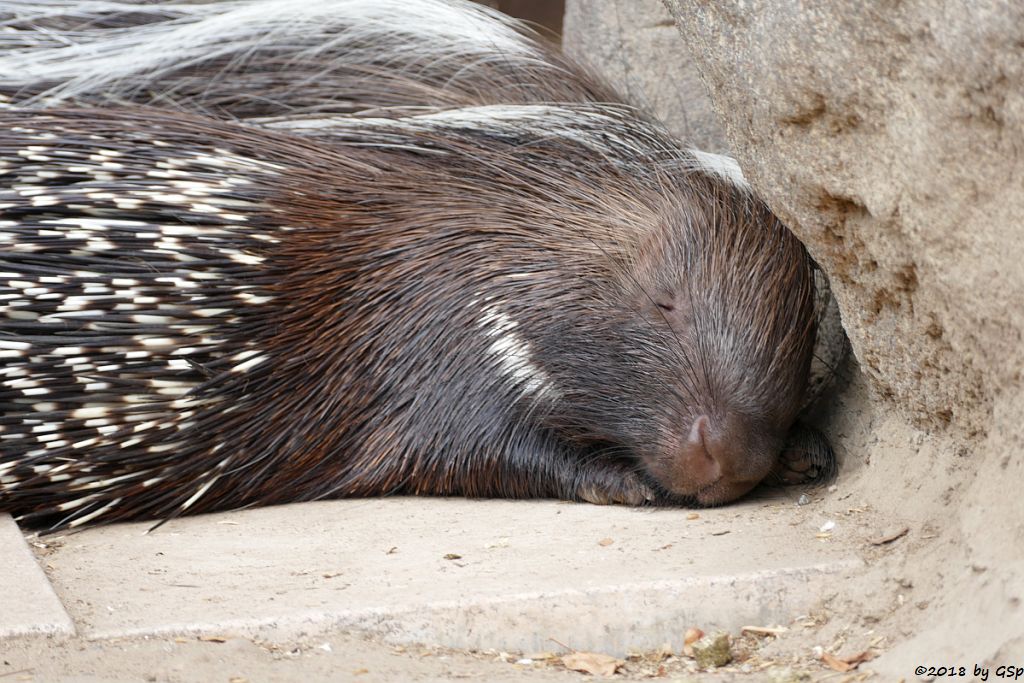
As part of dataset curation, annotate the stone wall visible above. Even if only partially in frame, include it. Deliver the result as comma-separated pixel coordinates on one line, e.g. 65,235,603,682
562,0,727,151
660,1,1024,436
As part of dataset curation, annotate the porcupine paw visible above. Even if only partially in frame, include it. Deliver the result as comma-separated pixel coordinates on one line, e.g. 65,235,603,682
574,469,659,506
771,421,837,486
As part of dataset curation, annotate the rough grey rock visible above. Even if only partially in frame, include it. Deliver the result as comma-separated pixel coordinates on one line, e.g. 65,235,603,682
656,0,1024,669
661,0,1024,434
563,0,728,151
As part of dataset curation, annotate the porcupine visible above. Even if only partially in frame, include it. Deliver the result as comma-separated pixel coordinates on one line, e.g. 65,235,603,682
0,0,843,423
0,0,835,530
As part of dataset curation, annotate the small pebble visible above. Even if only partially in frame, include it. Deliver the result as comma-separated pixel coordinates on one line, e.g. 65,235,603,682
796,493,811,506
691,631,732,668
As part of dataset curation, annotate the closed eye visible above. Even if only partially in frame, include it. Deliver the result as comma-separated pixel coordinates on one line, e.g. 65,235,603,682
656,301,675,312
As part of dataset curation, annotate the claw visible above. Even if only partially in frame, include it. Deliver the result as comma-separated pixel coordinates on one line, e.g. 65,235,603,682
773,421,837,486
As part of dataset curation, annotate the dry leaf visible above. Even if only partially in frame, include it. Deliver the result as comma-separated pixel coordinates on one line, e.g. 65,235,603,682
843,649,877,665
597,538,614,547
684,627,704,645
740,625,788,637
561,652,624,677
869,526,909,545
820,652,854,672
682,627,704,657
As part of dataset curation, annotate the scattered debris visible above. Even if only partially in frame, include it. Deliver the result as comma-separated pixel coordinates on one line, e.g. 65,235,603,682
0,669,34,679
821,652,853,672
686,513,700,520
597,538,614,547
682,627,704,657
741,625,789,637
816,519,836,539
560,651,625,677
819,648,876,672
653,643,674,661
442,553,462,560
524,652,556,661
869,526,909,545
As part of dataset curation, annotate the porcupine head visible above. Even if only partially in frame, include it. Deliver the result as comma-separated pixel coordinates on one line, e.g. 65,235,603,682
530,159,818,506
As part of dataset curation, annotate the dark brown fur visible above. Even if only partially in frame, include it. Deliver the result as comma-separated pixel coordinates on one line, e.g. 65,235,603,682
0,1,831,530
0,105,818,528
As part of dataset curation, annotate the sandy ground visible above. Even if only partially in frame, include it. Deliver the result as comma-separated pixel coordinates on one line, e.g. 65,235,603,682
0,627,882,682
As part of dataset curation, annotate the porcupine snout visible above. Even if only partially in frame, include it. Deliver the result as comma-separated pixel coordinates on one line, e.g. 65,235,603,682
670,412,783,505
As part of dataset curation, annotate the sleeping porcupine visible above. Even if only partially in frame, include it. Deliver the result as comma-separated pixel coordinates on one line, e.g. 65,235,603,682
0,0,834,530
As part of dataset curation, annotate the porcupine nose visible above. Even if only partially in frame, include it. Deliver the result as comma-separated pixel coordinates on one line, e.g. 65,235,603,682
678,414,772,505
679,415,721,485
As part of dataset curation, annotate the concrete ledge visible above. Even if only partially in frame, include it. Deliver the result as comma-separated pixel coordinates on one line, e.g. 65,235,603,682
0,513,75,638
29,497,863,653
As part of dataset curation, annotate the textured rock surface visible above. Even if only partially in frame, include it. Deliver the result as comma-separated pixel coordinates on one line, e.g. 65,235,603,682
661,0,1024,435
563,0,728,151
655,0,1024,669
